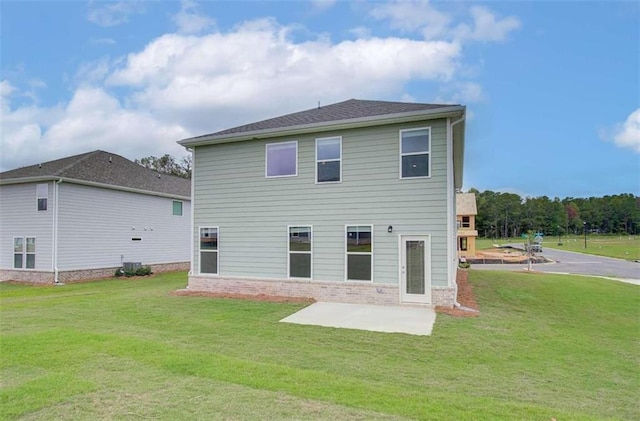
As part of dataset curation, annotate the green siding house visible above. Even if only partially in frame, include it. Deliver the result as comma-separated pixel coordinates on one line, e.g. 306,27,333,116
179,99,466,307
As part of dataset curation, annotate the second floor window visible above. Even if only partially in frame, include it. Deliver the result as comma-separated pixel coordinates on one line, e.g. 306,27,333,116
37,183,48,211
400,128,430,178
266,141,297,177
172,200,183,216
462,216,471,228
316,137,341,183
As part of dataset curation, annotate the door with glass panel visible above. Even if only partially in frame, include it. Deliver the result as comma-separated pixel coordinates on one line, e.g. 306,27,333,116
400,236,431,304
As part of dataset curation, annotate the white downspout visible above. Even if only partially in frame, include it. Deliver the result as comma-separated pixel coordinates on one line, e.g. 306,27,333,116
53,178,63,284
188,148,195,281
449,114,465,308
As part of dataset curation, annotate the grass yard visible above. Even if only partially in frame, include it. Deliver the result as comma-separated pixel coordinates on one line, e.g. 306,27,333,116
544,235,640,260
476,235,640,260
1,271,638,420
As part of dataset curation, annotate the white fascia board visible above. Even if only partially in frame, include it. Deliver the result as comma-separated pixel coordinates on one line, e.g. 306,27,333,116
0,176,58,185
0,176,190,201
178,106,466,148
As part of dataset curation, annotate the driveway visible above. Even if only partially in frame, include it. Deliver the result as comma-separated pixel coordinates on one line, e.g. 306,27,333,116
473,246,640,284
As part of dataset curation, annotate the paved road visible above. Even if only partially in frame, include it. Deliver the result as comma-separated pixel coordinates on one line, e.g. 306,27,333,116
473,245,640,284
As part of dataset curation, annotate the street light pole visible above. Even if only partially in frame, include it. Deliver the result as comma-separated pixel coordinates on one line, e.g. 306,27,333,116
583,221,587,248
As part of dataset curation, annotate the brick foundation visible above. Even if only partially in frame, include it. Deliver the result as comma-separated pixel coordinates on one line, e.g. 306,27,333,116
0,270,54,284
187,275,456,307
432,287,456,307
0,262,189,284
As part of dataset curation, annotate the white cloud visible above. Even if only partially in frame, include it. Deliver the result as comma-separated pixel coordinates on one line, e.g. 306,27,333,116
74,59,113,85
435,81,485,105
370,0,451,39
454,6,521,42
87,1,144,27
105,19,461,132
600,109,640,153
349,26,372,39
370,1,520,42
311,0,337,12
171,0,215,35
0,80,17,97
1,85,190,171
2,7,507,172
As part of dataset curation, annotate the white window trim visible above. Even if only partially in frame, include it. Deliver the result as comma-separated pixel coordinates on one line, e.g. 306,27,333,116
344,224,374,282
315,136,342,184
265,141,298,178
13,236,36,270
287,225,313,279
198,226,219,275
36,183,48,212
172,200,183,217
399,127,432,180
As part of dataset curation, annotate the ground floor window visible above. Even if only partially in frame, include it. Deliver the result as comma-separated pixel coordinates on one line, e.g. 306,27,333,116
200,227,218,274
459,237,468,251
346,225,372,281
14,237,35,269
289,226,312,278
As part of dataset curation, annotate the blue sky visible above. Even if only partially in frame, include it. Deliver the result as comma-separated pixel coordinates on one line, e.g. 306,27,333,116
1,0,638,198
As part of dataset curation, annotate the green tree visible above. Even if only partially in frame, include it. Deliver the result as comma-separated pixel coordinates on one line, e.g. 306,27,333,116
136,154,192,179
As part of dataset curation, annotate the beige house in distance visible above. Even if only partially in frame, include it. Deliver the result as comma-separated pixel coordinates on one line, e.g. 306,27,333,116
456,192,478,258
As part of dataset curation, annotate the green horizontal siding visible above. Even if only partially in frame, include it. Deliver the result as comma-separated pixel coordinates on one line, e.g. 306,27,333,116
193,119,450,286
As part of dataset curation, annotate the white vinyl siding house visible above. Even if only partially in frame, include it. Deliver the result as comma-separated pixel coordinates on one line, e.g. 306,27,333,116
0,150,191,283
0,183,54,274
181,99,465,307
55,183,190,271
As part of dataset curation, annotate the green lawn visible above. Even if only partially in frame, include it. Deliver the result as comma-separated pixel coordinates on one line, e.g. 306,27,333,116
1,271,638,420
476,235,640,260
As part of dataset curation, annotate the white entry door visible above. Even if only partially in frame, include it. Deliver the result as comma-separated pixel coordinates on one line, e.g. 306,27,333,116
400,236,431,304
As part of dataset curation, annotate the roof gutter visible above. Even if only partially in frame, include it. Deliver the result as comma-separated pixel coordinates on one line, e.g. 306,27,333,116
179,105,466,148
0,176,190,201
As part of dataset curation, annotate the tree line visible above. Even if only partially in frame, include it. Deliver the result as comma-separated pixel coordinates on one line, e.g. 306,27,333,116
136,154,192,179
469,189,640,238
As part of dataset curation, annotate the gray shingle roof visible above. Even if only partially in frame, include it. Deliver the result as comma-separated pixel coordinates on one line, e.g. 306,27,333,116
186,98,457,140
0,150,190,198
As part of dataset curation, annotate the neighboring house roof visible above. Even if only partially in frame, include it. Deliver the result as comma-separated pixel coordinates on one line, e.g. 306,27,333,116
0,150,191,199
456,193,477,216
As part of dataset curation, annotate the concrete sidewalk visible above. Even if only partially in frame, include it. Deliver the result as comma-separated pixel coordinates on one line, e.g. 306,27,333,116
280,302,437,336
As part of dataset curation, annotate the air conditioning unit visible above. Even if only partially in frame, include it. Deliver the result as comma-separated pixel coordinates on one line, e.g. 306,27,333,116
123,262,142,272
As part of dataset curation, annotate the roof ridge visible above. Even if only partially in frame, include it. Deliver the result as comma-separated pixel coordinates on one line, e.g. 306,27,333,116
52,150,101,177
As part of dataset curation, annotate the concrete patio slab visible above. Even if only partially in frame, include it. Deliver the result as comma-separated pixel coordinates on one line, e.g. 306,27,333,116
280,302,437,336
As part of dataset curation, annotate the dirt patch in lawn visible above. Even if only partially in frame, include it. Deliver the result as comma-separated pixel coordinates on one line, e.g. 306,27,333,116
476,247,526,261
436,269,479,317
171,290,316,304
469,248,549,264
